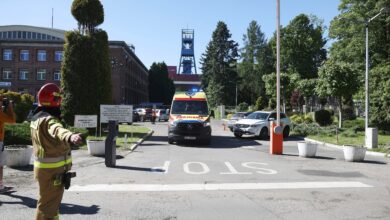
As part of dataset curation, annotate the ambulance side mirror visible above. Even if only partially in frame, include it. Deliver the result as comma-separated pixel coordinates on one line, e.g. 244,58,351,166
210,110,215,118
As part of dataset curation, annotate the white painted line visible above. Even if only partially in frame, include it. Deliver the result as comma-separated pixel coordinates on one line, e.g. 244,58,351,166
183,162,210,175
69,181,372,192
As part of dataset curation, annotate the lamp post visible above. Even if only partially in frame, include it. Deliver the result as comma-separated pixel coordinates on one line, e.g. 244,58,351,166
364,8,387,148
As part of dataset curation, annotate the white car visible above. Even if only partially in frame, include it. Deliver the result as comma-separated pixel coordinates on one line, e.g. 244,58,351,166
233,111,291,139
156,109,169,122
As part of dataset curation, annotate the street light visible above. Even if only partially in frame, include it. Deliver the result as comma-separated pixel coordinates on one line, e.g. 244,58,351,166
364,7,388,147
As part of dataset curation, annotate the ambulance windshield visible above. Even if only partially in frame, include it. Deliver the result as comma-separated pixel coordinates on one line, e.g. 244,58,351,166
171,100,208,115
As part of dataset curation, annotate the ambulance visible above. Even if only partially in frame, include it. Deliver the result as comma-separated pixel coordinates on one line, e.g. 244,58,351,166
168,91,212,145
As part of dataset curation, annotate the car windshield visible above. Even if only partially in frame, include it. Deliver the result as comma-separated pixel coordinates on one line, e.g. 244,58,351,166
171,100,208,115
232,113,245,118
246,112,269,120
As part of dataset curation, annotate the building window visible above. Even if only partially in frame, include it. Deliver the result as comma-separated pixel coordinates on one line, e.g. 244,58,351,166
20,50,29,61
19,69,29,80
2,68,12,80
54,70,61,81
3,49,12,61
54,51,63,62
37,50,46,61
37,69,46,80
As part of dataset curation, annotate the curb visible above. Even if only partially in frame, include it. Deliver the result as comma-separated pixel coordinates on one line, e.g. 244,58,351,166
304,137,389,158
129,130,154,151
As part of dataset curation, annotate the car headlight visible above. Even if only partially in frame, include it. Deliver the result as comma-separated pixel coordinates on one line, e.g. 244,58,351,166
203,121,210,127
169,120,178,127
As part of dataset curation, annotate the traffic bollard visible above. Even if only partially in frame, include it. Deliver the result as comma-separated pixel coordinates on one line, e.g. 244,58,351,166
105,120,118,167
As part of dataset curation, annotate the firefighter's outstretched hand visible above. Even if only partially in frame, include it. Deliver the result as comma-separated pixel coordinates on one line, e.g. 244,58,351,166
70,133,83,145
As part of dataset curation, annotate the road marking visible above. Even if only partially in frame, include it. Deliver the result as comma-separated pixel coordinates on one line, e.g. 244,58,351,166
242,162,277,174
152,161,170,174
183,162,210,174
220,162,252,175
69,181,372,192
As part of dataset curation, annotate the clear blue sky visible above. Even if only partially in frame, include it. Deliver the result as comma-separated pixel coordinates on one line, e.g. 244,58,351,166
1,0,341,71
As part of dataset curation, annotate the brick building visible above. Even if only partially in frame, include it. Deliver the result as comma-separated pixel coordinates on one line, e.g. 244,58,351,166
167,65,201,92
0,25,149,104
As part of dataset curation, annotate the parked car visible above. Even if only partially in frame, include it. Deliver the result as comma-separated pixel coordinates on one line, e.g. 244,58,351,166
156,109,169,122
233,111,291,139
227,112,252,131
135,108,152,122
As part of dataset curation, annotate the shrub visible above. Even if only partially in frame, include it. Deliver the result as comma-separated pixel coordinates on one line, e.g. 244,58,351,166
314,109,333,126
291,123,338,137
237,102,249,112
254,96,267,111
290,114,304,124
1,91,34,123
304,112,314,123
4,123,32,145
343,119,365,132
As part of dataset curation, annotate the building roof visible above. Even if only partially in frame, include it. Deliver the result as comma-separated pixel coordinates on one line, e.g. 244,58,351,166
0,25,148,71
0,25,65,40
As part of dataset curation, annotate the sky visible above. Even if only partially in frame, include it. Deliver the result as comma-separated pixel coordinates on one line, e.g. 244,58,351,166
0,0,341,72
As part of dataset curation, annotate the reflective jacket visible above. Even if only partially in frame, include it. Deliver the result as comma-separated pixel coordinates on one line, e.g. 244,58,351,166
30,111,74,169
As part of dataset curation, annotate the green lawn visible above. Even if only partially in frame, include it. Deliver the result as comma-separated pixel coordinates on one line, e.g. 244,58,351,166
84,124,151,150
307,132,390,154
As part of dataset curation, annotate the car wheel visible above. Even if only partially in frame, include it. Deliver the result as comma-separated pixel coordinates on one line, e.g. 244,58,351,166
283,126,290,139
234,132,243,138
168,138,174,144
259,127,268,140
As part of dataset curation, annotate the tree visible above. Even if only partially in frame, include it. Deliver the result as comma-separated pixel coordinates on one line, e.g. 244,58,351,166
200,21,239,107
268,14,327,111
316,59,360,128
263,72,299,110
71,0,104,35
148,62,175,105
239,21,273,105
329,0,390,130
62,0,112,126
278,14,327,79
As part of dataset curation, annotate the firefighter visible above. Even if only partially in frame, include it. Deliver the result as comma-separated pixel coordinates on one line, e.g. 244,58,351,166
30,83,83,220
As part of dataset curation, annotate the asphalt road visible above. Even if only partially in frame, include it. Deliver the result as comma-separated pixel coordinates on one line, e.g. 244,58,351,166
1,120,390,220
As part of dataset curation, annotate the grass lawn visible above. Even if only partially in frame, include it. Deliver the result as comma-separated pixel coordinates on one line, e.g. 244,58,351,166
307,132,390,154
83,124,151,150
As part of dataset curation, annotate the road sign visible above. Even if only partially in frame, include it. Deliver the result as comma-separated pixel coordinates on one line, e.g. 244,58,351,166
74,115,98,128
100,105,133,123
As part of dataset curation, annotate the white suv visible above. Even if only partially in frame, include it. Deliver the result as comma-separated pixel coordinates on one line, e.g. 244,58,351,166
233,111,291,139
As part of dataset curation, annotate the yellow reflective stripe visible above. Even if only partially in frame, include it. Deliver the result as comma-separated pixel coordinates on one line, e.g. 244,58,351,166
38,147,45,158
34,158,72,169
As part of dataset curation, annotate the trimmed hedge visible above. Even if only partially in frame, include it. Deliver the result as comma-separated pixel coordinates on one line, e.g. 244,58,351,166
314,109,333,126
1,91,34,123
4,123,31,145
4,123,88,145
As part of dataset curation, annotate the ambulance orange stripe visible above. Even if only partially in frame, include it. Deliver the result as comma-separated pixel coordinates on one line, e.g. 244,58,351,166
174,98,206,101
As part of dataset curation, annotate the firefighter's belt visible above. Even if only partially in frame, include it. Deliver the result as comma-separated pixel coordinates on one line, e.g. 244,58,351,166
34,156,72,169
